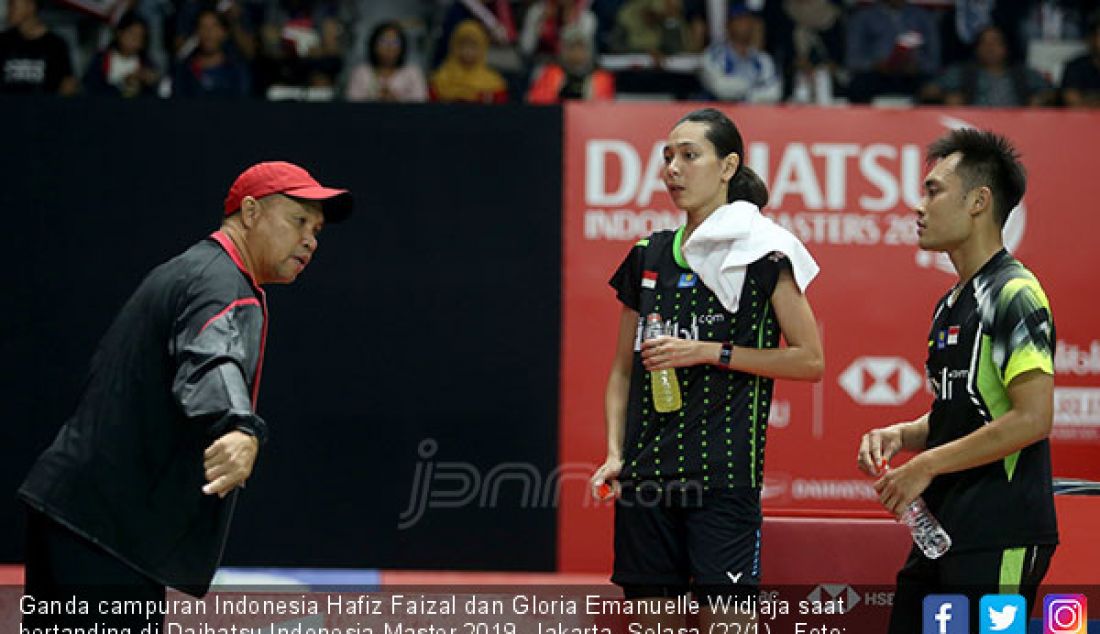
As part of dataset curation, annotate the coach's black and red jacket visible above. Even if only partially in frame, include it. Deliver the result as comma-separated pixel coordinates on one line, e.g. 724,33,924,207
19,231,269,597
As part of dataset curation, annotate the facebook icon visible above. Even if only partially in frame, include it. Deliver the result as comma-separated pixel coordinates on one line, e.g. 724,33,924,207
923,595,969,634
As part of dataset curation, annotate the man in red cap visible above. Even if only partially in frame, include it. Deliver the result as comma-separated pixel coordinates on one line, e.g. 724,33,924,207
18,162,352,632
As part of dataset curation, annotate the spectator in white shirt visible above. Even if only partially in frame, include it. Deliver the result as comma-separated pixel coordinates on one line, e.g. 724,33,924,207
700,4,781,102
345,21,427,102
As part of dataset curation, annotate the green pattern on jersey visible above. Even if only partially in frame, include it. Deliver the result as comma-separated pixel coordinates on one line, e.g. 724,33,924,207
972,259,1054,482
749,303,770,488
999,547,1027,592
672,226,689,269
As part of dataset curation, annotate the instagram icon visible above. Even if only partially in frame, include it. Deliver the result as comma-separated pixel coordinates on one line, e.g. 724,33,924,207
1044,595,1088,633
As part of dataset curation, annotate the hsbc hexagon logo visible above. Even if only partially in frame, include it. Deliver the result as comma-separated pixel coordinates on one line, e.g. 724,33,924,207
807,584,862,614
839,356,922,406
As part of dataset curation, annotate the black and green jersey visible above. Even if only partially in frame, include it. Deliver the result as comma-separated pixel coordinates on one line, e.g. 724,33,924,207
609,228,787,490
924,249,1058,552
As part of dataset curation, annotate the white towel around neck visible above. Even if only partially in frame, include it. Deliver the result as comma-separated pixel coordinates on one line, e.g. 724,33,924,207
681,201,819,313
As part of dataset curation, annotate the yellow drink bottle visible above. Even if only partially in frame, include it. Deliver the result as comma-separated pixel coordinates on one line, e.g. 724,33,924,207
645,313,682,413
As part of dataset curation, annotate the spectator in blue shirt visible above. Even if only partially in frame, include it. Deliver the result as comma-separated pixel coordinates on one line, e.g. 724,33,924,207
699,4,780,102
174,9,251,98
846,0,939,103
699,4,778,102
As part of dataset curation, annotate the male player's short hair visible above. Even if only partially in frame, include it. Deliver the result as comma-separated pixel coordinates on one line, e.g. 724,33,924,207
927,128,1026,228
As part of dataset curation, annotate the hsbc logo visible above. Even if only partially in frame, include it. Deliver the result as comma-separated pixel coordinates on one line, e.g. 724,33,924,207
839,356,922,405
807,584,862,614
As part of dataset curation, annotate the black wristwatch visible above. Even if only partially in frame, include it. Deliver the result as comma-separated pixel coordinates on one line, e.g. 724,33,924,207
720,342,733,368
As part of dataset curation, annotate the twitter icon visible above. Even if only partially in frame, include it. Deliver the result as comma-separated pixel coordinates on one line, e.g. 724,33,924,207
981,594,1027,634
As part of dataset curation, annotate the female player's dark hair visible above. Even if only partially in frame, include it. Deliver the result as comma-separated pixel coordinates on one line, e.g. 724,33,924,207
728,165,769,208
676,108,766,204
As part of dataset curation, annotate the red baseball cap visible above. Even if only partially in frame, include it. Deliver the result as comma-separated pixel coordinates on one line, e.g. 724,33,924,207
224,161,353,223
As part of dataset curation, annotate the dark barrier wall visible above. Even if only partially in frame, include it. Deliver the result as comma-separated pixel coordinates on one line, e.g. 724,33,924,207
0,98,562,570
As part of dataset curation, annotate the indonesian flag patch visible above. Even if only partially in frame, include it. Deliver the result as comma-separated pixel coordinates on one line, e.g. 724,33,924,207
641,271,658,289
947,325,961,345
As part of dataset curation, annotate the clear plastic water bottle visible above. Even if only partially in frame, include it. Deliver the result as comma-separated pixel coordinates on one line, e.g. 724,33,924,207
644,313,682,413
901,497,952,559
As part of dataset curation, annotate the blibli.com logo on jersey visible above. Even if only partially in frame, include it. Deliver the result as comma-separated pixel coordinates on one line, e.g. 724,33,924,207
924,595,968,634
981,595,1026,633
634,314,726,349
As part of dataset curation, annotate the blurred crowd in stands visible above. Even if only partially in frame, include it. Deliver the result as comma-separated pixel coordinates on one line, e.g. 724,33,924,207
1,0,1098,107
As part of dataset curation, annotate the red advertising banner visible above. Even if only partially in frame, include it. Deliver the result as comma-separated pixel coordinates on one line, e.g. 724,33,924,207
558,103,1100,572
